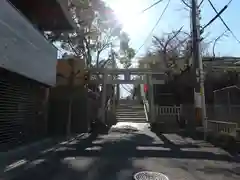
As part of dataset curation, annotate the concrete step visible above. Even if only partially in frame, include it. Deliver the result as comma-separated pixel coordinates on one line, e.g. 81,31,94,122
117,117,147,121
116,112,145,115
117,111,145,113
116,108,144,112
116,116,146,119
116,113,145,116
117,107,144,109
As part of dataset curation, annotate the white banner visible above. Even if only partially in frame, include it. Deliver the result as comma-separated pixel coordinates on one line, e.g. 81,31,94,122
194,92,202,108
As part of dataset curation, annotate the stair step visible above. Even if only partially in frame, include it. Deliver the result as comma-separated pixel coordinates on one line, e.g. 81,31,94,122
118,105,143,107
117,109,144,110
117,115,146,118
116,112,145,115
117,106,144,109
117,107,144,109
117,117,147,120
116,111,145,113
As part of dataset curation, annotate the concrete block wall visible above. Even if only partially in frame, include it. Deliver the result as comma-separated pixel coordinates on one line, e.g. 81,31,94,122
48,86,100,136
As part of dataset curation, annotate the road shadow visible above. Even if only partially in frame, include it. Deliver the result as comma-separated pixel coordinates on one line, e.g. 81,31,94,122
54,129,236,162
12,130,149,180
10,127,239,180
176,130,240,156
197,166,240,177
7,133,98,180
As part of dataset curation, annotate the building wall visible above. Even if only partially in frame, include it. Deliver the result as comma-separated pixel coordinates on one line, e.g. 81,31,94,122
47,57,93,135
48,86,90,136
0,0,57,86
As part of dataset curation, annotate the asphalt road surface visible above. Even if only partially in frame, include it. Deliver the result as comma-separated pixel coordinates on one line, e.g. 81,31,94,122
10,122,240,180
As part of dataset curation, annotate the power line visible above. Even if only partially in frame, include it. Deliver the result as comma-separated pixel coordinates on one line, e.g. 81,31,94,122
140,0,164,13
135,0,171,56
199,0,204,7
207,0,240,44
200,4,228,33
121,84,132,94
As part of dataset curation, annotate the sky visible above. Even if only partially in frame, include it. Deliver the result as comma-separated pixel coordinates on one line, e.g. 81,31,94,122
59,0,240,97
105,0,240,60
104,0,240,97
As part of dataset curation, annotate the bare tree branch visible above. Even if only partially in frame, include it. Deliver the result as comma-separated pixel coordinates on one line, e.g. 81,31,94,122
181,0,191,8
152,27,184,67
212,30,229,57
67,36,82,56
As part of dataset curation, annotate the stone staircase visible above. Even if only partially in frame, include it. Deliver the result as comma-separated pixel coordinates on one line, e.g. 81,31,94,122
116,100,147,122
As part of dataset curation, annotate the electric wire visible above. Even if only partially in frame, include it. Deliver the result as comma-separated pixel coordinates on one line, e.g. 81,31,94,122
135,0,171,56
140,0,164,13
207,0,240,44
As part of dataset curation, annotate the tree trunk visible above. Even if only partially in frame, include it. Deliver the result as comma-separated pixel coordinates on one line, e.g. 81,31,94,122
66,59,74,137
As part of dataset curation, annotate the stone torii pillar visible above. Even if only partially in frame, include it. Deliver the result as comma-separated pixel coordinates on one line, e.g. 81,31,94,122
100,73,107,123
148,74,155,123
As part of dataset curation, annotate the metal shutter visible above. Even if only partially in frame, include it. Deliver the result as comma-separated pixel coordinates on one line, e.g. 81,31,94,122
0,71,41,150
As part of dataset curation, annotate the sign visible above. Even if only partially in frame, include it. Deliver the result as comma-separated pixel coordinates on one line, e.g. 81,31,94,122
194,92,201,108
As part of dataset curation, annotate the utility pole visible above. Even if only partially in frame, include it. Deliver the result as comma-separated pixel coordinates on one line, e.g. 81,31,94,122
191,0,207,133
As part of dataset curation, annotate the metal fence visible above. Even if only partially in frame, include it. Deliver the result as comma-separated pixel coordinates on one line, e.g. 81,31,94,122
213,86,240,126
207,120,238,137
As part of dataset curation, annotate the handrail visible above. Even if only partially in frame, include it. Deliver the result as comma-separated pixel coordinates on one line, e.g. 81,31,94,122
143,100,149,122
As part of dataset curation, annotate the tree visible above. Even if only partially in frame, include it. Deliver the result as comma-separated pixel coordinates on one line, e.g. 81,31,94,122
118,32,135,68
46,0,122,67
140,28,191,74
119,47,136,69
212,30,229,57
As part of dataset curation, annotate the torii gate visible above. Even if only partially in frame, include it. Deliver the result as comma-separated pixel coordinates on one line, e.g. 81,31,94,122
87,68,166,124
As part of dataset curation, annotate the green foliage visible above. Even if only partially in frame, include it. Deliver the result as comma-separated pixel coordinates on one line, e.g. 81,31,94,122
119,47,136,69
126,47,136,60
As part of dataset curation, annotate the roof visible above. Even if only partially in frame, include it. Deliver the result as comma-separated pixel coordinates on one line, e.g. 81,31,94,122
8,0,76,31
138,55,240,74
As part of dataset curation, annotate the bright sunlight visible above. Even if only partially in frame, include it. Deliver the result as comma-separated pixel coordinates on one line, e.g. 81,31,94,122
105,0,149,35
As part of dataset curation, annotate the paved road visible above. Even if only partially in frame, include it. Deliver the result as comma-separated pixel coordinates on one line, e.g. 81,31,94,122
6,122,240,180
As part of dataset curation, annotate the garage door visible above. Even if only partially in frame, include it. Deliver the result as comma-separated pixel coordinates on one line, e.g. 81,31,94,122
0,70,45,151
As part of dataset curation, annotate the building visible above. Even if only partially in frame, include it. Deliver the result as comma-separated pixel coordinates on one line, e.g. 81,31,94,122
0,0,74,150
56,56,86,86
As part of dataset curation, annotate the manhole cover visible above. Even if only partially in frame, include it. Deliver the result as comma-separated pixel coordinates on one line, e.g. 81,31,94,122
133,171,169,180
